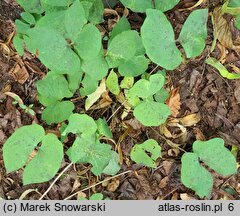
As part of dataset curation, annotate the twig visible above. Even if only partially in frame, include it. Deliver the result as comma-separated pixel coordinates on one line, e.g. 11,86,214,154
39,162,73,200
64,170,132,200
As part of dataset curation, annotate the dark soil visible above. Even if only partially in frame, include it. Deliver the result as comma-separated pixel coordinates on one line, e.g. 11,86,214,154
0,0,239,200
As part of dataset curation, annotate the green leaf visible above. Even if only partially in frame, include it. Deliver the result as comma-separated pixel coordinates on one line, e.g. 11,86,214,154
43,0,74,7
21,12,36,25
235,15,240,30
141,9,182,70
106,30,137,68
179,9,208,58
109,16,131,39
81,54,109,80
134,101,171,126
80,75,99,96
120,77,134,89
106,70,120,95
205,57,240,79
129,74,165,99
15,19,30,35
80,0,104,24
181,153,213,198
119,55,149,77
36,11,67,37
37,72,73,106
130,139,161,168
67,70,83,92
193,138,237,176
120,0,153,13
27,27,81,74
23,134,63,185
62,114,97,136
89,193,104,200
13,35,25,56
42,101,75,124
74,24,102,60
154,88,169,103
17,0,44,14
67,136,114,175
133,31,146,56
228,0,240,7
103,151,120,175
96,118,113,138
3,124,45,173
65,0,87,42
81,1,93,20
155,0,180,12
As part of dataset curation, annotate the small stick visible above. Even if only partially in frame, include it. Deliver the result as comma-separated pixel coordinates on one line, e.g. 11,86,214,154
64,170,132,200
39,162,73,200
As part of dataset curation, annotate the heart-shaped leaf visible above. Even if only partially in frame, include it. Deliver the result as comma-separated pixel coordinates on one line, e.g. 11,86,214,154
130,139,161,168
23,134,63,185
179,9,208,58
141,9,182,70
133,101,171,126
62,113,97,136
193,138,237,176
181,153,213,198
3,124,45,173
42,101,75,124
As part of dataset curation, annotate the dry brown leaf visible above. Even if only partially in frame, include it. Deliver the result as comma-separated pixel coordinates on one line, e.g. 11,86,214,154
166,88,181,117
171,192,179,200
193,128,206,141
89,90,112,110
213,6,240,52
179,113,201,127
9,60,29,84
160,124,173,138
159,176,169,189
77,191,87,200
125,118,144,130
179,0,207,11
180,193,196,200
71,178,81,193
168,148,180,157
107,179,120,192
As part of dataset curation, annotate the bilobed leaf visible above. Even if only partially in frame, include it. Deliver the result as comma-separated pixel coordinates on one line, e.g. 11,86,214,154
81,53,109,80
106,70,120,95
106,30,137,68
141,9,182,70
134,101,171,126
179,9,208,58
120,0,153,12
27,27,81,74
129,74,165,99
193,138,237,176
206,57,240,79
37,72,73,106
75,24,102,59
155,0,180,12
65,0,87,41
3,124,45,173
62,114,97,136
181,153,213,198
130,139,161,168
110,16,131,39
118,55,149,77
42,101,75,124
23,134,63,185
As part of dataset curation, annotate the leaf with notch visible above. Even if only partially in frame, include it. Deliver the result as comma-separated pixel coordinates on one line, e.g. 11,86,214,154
193,138,237,176
129,74,165,99
141,9,182,70
106,30,137,68
23,133,63,185
75,24,102,60
119,55,149,77
42,101,75,124
27,27,81,74
181,153,213,198
120,0,153,13
155,0,180,12
65,0,87,42
3,124,45,173
62,114,97,136
130,139,161,168
134,101,171,126
179,9,208,58
37,72,73,106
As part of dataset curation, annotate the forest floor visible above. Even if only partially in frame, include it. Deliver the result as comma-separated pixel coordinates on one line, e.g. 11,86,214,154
0,0,239,200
